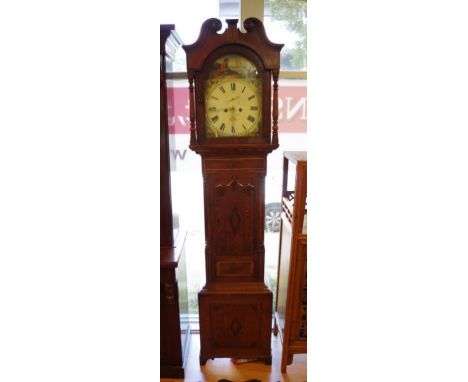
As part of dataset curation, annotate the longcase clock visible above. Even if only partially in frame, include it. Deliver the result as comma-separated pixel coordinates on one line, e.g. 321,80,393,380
183,18,283,365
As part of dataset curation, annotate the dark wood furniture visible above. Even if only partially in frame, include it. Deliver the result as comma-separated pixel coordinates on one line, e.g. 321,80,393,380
273,151,307,373
183,18,283,365
160,235,189,378
160,24,190,379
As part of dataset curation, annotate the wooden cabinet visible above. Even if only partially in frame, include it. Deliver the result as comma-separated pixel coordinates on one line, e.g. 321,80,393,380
160,24,190,379
274,151,307,373
160,235,190,378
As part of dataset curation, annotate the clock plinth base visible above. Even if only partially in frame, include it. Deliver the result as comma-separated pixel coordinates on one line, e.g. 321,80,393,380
198,282,272,365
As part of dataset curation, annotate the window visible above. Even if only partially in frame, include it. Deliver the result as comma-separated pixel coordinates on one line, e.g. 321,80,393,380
162,0,307,323
264,0,307,71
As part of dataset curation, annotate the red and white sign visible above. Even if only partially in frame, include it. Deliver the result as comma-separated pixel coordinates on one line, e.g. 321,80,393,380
167,86,307,134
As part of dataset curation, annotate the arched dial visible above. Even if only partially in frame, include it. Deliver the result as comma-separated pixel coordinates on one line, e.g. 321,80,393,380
204,54,262,138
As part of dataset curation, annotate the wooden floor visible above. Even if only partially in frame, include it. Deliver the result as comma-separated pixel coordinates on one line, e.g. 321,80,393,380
161,333,307,382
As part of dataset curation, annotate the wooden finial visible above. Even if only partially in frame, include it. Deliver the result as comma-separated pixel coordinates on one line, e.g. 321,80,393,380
188,74,196,145
272,68,280,146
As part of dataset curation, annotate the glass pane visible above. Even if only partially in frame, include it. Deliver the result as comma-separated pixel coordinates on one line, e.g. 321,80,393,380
219,0,240,18
264,0,307,71
205,54,263,137
265,77,307,309
160,0,220,71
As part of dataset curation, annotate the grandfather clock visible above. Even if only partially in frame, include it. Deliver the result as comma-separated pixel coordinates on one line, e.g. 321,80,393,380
183,18,283,365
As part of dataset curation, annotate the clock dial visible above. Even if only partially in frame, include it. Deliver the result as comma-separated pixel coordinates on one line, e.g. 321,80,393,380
205,55,262,138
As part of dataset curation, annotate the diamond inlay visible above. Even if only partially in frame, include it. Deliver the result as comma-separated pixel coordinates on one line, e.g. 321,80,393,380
229,205,241,234
230,318,242,336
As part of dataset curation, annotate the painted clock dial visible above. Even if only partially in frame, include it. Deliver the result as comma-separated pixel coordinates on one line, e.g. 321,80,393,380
205,54,262,138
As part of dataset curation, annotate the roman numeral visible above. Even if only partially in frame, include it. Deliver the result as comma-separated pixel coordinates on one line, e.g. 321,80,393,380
242,124,247,130
230,83,236,91
231,126,236,134
250,106,258,110
219,86,225,93
220,123,226,131
208,107,216,111
242,86,246,93
211,96,218,100
248,95,255,100
247,115,255,123
211,115,219,123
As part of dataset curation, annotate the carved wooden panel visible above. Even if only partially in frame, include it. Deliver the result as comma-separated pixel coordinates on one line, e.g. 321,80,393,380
211,176,256,257
203,170,265,283
210,303,261,348
198,288,272,361
216,260,254,277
